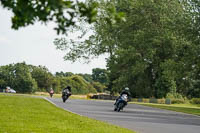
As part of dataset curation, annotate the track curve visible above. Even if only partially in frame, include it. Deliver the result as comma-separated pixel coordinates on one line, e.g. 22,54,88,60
46,98,200,133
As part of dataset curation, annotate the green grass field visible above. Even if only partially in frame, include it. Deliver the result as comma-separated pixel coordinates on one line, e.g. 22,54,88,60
0,94,135,133
132,102,200,116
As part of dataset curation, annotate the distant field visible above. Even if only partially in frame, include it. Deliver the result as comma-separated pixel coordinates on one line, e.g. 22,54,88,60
0,94,135,133
133,102,200,116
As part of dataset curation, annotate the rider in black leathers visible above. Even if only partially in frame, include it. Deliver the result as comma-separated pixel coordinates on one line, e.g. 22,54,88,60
114,87,131,105
62,86,72,97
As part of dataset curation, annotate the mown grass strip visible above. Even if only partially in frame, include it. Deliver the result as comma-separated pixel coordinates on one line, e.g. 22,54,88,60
32,92,88,99
0,94,135,133
133,102,200,116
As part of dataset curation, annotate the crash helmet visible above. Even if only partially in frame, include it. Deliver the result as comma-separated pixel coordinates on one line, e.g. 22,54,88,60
125,87,129,91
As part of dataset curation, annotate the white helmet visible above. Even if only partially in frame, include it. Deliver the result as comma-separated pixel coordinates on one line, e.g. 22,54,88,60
125,87,129,91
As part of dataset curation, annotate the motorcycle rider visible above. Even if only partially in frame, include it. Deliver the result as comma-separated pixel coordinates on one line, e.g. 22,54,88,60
114,87,131,105
49,88,54,97
120,87,131,99
62,86,72,97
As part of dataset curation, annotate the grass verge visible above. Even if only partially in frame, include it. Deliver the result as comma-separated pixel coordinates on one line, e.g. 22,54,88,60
0,94,135,133
132,102,200,116
32,92,87,99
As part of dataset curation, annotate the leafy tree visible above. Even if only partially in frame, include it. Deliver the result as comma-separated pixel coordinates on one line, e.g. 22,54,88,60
70,75,96,94
106,0,199,98
0,79,6,89
0,0,98,34
92,68,109,85
0,0,125,34
58,75,96,94
182,0,200,98
54,0,199,98
55,71,74,77
30,65,54,91
0,62,37,93
0,64,15,88
57,76,69,91
53,0,123,62
78,73,93,83
51,77,61,93
91,81,106,93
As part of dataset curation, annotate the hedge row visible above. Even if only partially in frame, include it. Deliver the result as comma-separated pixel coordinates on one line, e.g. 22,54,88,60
132,98,200,105
191,98,200,104
88,94,200,105
131,98,171,104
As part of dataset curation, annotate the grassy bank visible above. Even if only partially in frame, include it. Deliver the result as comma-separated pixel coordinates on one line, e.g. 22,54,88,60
132,102,200,116
0,94,134,133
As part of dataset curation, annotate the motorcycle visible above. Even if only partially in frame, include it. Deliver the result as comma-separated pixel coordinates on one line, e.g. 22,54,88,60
62,89,71,103
114,94,128,112
49,89,54,98
49,92,53,98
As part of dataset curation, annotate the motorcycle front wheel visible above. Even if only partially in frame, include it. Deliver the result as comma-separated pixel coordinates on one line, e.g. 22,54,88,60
117,102,124,112
114,105,117,111
62,96,65,102
62,95,69,103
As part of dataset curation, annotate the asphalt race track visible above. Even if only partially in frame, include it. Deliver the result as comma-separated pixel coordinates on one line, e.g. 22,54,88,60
46,98,200,133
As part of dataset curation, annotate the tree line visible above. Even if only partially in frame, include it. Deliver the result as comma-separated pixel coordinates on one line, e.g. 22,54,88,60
0,62,108,94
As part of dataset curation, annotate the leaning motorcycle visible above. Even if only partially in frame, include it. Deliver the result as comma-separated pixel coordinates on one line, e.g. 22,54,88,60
62,89,71,103
49,92,53,98
49,90,54,98
114,94,128,112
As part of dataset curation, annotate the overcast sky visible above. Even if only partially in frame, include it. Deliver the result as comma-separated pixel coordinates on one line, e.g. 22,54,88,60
0,7,107,74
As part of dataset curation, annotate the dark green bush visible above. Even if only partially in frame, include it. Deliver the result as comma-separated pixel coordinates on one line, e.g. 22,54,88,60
191,98,200,104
